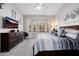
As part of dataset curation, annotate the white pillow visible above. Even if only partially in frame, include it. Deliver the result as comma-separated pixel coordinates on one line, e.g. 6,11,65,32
57,28,65,37
65,32,78,39
57,29,62,36
76,33,79,39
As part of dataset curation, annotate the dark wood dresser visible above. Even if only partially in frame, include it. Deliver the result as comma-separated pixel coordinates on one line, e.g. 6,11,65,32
0,32,24,52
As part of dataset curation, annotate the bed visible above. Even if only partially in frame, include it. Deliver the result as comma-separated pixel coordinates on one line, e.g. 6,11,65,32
33,25,79,56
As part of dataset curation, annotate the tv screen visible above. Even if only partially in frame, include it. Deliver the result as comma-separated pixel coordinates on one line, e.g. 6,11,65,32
2,16,18,28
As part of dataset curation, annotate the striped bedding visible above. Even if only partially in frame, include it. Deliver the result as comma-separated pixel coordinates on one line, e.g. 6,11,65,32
33,33,79,55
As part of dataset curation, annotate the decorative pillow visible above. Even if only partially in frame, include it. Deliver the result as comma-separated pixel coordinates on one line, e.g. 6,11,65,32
76,33,79,39
61,32,66,37
57,29,62,36
57,28,65,37
65,32,78,39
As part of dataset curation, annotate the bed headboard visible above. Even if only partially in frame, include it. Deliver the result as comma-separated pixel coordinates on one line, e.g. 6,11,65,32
60,25,79,30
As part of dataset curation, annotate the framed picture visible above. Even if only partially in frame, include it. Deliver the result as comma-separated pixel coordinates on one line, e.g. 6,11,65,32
12,9,16,19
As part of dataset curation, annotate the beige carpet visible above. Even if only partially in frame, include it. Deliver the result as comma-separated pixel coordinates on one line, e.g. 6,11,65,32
0,38,36,56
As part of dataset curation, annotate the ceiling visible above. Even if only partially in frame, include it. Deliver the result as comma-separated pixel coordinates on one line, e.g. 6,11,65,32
13,3,63,16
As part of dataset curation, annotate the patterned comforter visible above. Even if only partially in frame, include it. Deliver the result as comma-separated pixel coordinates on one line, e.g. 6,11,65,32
33,33,79,55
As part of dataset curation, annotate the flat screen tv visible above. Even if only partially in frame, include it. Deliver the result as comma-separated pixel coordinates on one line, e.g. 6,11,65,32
2,16,18,28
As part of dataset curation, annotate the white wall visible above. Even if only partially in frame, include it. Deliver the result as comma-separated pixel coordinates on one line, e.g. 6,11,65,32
0,3,23,50
56,3,79,27
0,3,23,32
